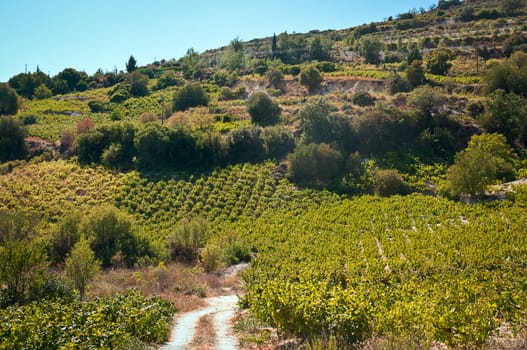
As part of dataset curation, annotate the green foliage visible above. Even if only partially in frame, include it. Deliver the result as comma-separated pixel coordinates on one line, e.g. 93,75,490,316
352,91,375,106
480,90,527,145
373,169,409,196
359,36,383,65
407,85,447,119
405,60,426,88
50,212,82,263
172,83,209,112
155,71,184,90
0,211,45,306
299,98,352,152
126,55,137,73
126,71,149,97
33,83,52,100
353,110,415,155
239,193,527,347
299,65,323,93
220,37,246,71
262,126,295,160
266,68,283,88
0,291,176,348
288,143,344,185
227,127,265,164
426,49,452,76
0,83,19,115
386,73,411,94
81,205,150,268
308,36,332,61
502,0,523,16
88,100,109,113
168,216,209,262
247,92,281,126
484,52,527,96
0,116,27,162
446,133,517,197
65,238,100,300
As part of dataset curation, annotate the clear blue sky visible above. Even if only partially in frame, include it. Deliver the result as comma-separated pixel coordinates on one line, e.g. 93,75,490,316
0,0,435,82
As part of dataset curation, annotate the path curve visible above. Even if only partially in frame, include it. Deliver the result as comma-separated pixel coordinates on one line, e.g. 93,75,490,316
162,295,239,350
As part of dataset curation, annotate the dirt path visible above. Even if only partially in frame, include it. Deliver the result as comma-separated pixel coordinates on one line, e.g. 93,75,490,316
162,294,239,350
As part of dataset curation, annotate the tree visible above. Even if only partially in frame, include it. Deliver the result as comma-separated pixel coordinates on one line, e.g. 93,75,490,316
446,133,517,198
308,36,331,61
227,127,265,164
266,68,283,88
0,84,19,115
271,33,278,58
406,60,426,88
51,212,82,263
483,52,527,96
262,126,295,160
502,0,523,16
126,71,149,97
81,205,136,268
408,85,447,121
65,238,100,300
373,169,409,196
0,211,45,305
247,92,281,126
220,38,246,71
168,217,209,262
172,83,209,112
126,55,137,73
299,98,352,152
480,90,527,145
427,49,452,75
288,143,344,185
0,116,27,162
34,83,53,100
359,36,383,65
299,65,323,93
56,68,84,92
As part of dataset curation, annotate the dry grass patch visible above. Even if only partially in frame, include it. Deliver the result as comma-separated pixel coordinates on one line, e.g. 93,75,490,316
190,314,216,349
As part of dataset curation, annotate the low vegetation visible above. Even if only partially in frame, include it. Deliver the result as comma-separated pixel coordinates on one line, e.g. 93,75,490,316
2,0,527,348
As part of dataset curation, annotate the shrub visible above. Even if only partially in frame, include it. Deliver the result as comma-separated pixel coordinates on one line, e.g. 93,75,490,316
227,127,265,164
266,68,284,88
247,92,281,126
21,114,37,125
88,100,108,113
289,143,344,185
155,71,184,90
0,116,27,162
426,49,452,76
168,217,209,263
0,84,19,115
33,83,52,99
373,169,409,196
172,83,209,112
299,98,352,152
352,91,375,106
126,71,149,97
386,74,411,94
466,100,485,117
109,88,131,103
262,126,295,160
299,65,323,93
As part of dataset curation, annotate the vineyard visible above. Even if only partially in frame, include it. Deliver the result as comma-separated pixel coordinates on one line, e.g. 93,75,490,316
2,161,527,347
234,194,527,347
0,291,175,350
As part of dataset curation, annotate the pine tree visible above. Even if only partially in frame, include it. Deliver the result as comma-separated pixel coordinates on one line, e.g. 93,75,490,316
126,55,137,73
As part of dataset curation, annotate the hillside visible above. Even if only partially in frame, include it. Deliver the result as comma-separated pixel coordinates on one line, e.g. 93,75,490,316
1,0,527,349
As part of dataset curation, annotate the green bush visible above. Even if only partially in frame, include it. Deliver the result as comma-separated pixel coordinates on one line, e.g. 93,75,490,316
247,92,281,126
0,116,27,162
172,83,209,112
289,143,344,185
168,217,209,263
21,114,38,125
0,83,19,115
352,91,375,106
299,65,323,93
88,100,109,113
373,169,409,196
